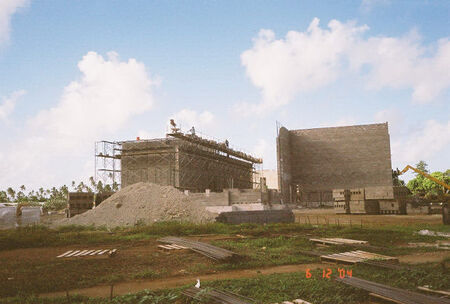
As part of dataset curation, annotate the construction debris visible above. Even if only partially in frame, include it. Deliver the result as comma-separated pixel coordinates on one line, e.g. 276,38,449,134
309,238,368,246
158,236,237,261
407,241,450,250
157,244,188,251
182,287,254,304
56,249,117,258
336,276,450,304
418,230,450,238
298,249,403,270
417,286,450,298
321,250,398,265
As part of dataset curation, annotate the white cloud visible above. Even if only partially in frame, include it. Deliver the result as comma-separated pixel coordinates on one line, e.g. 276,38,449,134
0,89,25,122
360,0,390,13
0,0,28,46
239,18,450,112
0,51,159,188
169,109,214,133
391,120,450,165
351,33,450,103
240,18,367,112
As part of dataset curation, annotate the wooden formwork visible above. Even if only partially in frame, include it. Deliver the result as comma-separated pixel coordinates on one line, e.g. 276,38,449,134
321,250,398,265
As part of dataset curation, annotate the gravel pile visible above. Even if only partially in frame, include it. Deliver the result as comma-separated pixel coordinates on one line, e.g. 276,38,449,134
57,182,215,228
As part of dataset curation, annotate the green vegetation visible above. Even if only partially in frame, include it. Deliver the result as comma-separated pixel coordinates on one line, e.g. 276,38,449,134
1,221,449,251
0,177,119,211
2,261,449,304
1,221,449,299
405,160,450,197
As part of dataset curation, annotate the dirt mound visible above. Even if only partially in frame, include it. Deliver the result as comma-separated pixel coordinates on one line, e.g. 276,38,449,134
57,182,215,228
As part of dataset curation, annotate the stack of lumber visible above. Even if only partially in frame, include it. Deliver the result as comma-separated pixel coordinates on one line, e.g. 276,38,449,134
158,236,237,261
157,244,188,251
310,238,367,245
299,249,403,270
336,276,450,304
321,250,398,265
182,287,254,304
56,249,117,258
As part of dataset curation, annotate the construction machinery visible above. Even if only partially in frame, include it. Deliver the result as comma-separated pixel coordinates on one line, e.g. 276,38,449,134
399,165,450,193
399,165,450,225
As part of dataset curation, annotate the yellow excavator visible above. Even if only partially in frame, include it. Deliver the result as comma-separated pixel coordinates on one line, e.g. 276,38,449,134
399,165,450,224
399,165,450,193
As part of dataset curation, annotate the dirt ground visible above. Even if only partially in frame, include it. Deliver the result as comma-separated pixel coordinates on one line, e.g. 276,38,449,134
293,208,443,225
2,236,448,300
39,263,328,298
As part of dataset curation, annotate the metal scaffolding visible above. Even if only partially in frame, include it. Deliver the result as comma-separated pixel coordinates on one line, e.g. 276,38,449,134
95,141,121,188
95,130,263,192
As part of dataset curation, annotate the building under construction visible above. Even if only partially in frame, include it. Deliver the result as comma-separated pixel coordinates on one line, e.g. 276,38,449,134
277,123,393,205
95,131,262,192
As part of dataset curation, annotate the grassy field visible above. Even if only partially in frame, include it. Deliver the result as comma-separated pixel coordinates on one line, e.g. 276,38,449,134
2,261,449,304
1,221,449,302
1,221,449,251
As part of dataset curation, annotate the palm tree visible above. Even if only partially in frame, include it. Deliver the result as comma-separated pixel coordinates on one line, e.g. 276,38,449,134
6,187,15,201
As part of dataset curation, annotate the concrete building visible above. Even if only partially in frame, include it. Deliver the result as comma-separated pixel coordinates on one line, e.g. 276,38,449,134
277,123,393,205
119,133,262,191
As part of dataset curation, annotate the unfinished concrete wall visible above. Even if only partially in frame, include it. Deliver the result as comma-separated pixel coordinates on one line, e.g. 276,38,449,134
121,140,175,188
277,123,393,203
178,149,252,192
277,127,292,203
121,139,253,191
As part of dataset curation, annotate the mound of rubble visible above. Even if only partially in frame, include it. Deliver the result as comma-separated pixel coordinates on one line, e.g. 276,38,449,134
58,182,215,228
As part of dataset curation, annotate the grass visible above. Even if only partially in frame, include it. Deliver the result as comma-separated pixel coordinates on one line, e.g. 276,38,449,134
1,221,448,251
1,221,449,298
2,260,449,304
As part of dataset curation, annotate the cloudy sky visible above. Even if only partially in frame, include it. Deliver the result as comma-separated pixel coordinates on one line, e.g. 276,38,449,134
0,0,449,189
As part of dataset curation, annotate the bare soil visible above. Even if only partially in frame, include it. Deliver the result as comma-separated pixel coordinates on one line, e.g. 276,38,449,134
39,263,327,298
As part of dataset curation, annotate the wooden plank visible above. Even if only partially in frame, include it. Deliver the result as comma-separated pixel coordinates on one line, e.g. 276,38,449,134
417,286,450,297
170,244,188,249
65,250,81,257
369,293,404,304
80,249,95,256
321,250,397,264
72,249,89,257
310,238,367,245
57,250,74,258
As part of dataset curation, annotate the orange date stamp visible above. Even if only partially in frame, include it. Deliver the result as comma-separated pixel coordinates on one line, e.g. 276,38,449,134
305,268,352,279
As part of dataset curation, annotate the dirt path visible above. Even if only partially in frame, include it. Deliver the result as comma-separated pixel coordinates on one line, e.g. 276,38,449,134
37,249,450,299
39,263,326,298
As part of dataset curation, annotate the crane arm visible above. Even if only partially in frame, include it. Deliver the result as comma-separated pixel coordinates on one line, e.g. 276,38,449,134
400,165,450,192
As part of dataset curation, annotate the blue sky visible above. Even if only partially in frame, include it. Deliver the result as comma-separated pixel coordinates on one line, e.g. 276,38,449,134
0,0,449,189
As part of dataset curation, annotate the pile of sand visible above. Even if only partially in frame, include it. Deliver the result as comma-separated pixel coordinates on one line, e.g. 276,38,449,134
57,182,215,228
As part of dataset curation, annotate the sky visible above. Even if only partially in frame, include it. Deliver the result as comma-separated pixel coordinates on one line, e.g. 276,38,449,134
0,0,449,189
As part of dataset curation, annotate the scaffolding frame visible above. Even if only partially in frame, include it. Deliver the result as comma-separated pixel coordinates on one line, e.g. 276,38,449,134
95,141,121,188
96,131,262,192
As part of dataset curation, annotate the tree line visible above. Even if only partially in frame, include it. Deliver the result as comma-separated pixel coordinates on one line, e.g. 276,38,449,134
0,177,119,210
